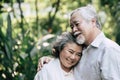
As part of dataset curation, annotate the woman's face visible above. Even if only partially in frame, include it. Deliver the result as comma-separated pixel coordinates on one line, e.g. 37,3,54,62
59,42,82,72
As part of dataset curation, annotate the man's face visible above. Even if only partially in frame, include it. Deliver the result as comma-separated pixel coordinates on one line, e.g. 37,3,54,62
70,11,93,45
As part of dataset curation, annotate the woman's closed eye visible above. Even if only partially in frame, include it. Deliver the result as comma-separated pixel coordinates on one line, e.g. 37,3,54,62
68,50,82,56
67,50,74,54
76,52,82,57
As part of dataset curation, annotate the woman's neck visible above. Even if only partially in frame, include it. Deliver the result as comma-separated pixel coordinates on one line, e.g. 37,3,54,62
60,62,72,72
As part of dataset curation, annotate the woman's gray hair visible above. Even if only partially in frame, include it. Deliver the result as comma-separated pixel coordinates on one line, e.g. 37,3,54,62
52,32,79,58
71,4,102,30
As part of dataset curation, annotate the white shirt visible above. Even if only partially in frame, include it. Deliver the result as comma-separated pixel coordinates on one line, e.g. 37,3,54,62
62,69,75,80
34,59,75,80
74,32,120,80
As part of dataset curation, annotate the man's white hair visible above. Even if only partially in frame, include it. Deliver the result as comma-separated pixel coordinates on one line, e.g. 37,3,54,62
71,4,102,30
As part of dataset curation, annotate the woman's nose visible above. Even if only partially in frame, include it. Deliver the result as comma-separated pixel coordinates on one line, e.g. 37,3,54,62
70,54,76,59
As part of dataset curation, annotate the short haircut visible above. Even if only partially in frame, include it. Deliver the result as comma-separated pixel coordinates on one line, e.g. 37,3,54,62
52,32,81,58
70,4,102,30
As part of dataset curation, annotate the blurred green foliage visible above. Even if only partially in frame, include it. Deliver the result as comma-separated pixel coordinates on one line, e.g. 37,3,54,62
0,0,120,80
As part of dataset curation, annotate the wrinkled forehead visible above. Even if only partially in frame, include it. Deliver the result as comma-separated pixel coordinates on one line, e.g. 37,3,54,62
70,10,81,18
64,42,83,52
70,5,97,22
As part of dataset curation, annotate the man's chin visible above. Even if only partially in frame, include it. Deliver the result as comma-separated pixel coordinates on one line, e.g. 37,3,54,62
76,37,85,45
77,40,84,44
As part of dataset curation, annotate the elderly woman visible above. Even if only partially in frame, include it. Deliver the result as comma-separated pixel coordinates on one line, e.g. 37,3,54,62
34,32,83,80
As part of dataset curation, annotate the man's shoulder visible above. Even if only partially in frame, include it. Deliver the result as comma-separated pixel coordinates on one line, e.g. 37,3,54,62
103,38,120,48
100,38,120,55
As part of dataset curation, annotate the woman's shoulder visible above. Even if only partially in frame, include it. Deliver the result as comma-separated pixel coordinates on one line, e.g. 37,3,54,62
35,59,59,76
34,58,62,80
42,58,59,71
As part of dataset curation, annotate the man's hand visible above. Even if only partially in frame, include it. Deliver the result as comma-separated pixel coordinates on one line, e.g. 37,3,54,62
37,56,54,72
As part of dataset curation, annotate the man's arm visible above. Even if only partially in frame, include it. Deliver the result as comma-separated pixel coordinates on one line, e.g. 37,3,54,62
37,56,54,72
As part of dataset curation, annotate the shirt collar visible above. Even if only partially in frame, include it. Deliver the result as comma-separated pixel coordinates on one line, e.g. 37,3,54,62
91,32,105,48
62,69,74,76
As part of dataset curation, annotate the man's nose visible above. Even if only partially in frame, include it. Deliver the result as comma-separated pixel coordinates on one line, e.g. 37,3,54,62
72,26,78,32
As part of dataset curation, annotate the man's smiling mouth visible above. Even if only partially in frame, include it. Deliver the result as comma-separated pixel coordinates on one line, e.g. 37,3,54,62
74,32,81,37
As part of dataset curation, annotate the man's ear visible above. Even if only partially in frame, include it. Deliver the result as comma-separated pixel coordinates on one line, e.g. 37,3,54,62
91,18,96,27
52,48,56,53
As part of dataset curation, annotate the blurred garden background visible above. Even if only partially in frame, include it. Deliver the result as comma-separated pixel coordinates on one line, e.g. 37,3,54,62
0,0,120,80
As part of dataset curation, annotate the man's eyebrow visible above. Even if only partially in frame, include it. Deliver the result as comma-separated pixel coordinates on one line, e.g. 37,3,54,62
73,20,81,23
73,21,78,23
